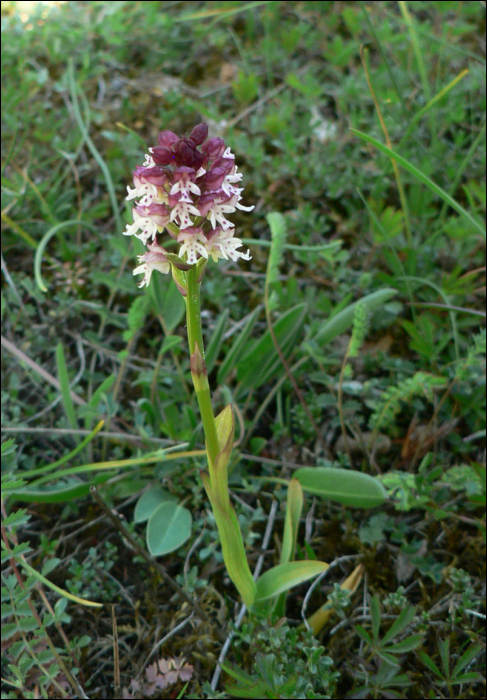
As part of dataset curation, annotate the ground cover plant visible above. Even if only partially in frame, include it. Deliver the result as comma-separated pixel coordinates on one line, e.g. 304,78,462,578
1,1,485,698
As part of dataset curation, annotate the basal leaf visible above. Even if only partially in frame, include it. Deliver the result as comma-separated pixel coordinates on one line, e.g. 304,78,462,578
254,560,328,603
295,467,388,508
146,501,192,556
313,289,397,346
134,487,176,523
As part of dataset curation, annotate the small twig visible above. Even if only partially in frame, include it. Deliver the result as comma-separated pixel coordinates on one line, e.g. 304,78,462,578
300,554,361,629
143,615,195,668
359,570,368,656
184,525,207,590
89,486,216,634
112,606,121,697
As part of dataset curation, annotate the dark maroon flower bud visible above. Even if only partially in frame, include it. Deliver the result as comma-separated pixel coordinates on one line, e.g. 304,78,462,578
176,140,196,167
201,137,225,160
151,147,176,165
212,155,234,175
204,167,226,191
173,165,197,182
135,165,167,187
158,130,179,148
197,192,218,217
189,123,208,146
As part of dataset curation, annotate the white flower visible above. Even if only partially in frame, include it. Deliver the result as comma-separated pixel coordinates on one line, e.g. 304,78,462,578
177,228,209,265
169,178,201,202
126,182,159,204
207,198,237,230
221,165,244,198
133,242,171,288
205,229,251,263
143,152,156,167
169,201,201,229
123,209,165,245
222,147,235,160
235,198,254,212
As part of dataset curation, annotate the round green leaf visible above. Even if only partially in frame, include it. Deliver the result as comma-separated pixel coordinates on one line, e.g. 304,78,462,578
134,487,176,523
295,467,388,508
146,501,192,556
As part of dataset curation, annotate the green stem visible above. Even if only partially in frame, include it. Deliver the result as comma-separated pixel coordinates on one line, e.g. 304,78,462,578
185,266,220,468
184,265,257,608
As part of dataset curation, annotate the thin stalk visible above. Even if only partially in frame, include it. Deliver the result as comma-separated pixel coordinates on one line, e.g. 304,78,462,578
360,46,413,247
185,266,220,469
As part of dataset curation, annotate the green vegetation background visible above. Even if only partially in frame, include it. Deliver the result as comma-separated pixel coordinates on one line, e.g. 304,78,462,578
1,1,485,698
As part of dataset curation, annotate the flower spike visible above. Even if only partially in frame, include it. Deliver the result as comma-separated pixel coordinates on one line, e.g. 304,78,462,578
124,123,253,285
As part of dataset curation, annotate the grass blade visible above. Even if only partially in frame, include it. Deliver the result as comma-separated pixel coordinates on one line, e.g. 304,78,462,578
350,129,485,238
56,343,78,432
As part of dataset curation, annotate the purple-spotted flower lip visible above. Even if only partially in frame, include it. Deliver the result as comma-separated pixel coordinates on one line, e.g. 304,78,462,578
123,122,254,284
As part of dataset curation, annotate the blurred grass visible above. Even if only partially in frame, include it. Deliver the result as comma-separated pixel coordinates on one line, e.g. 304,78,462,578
1,1,485,698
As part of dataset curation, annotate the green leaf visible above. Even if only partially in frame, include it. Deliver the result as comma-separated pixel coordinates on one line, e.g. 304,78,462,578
201,472,256,608
87,374,116,409
381,605,416,645
126,295,150,335
385,635,424,653
266,212,287,312
350,129,485,239
280,479,303,565
370,596,381,642
273,478,304,618
133,487,176,524
254,560,328,603
237,304,307,390
355,624,374,647
438,637,450,678
313,289,397,346
266,212,287,285
451,672,483,684
217,306,261,385
212,404,235,502
205,308,229,373
294,467,388,508
159,335,183,355
146,501,192,556
452,643,482,679
15,557,102,607
148,273,185,332
8,474,112,503
417,651,443,679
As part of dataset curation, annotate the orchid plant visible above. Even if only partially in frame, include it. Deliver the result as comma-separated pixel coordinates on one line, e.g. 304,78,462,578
123,123,330,610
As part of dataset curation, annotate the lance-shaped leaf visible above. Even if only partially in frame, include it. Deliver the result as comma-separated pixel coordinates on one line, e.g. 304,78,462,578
210,404,235,503
295,467,387,508
254,560,329,603
236,303,307,389
312,288,397,346
201,471,256,608
273,479,304,617
280,479,303,565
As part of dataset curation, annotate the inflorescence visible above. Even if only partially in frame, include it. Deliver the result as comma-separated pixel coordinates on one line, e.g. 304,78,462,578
123,123,253,287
